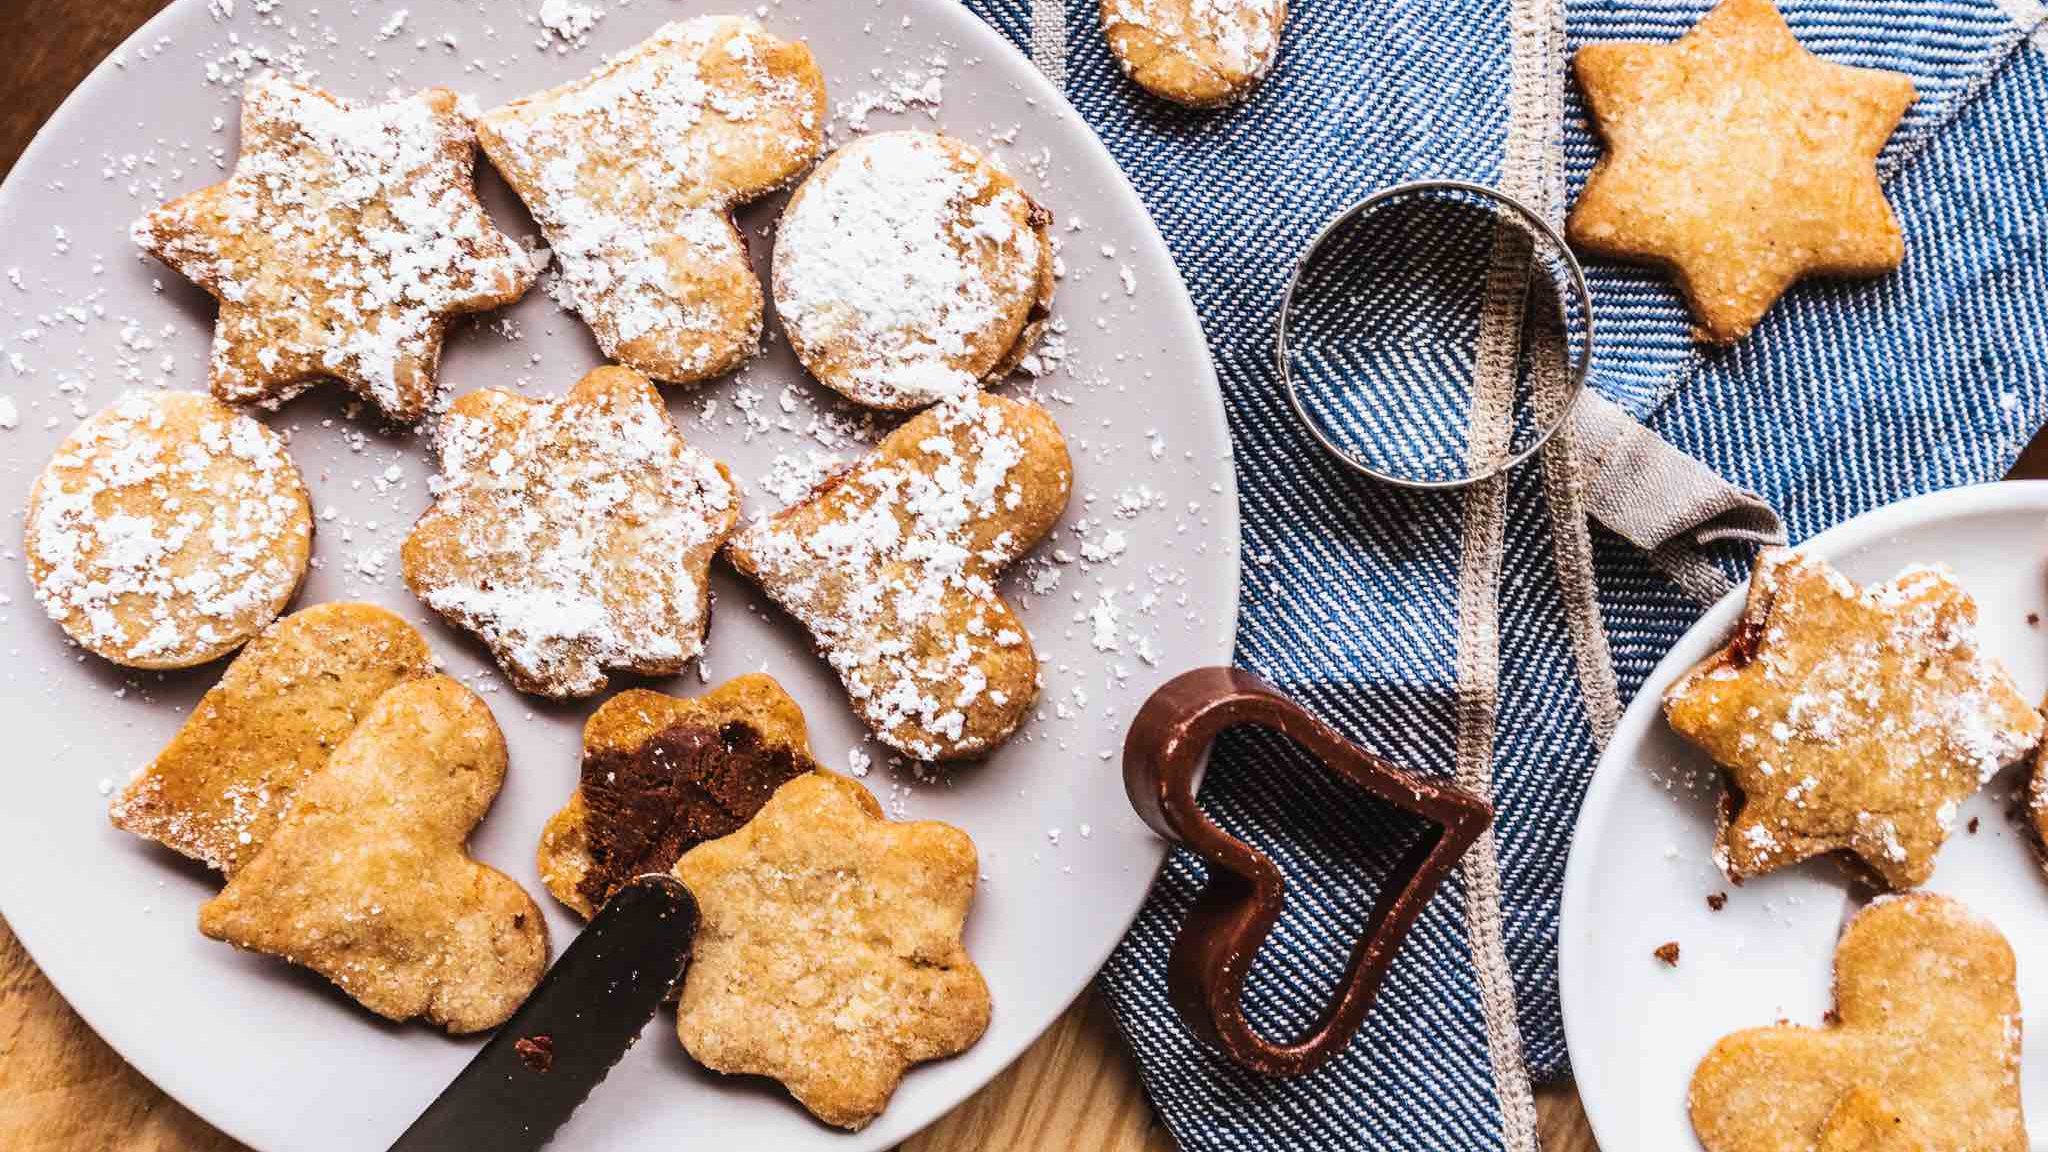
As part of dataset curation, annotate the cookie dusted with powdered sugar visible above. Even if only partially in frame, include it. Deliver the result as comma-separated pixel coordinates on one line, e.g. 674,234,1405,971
772,132,1054,411
132,73,536,423
1664,550,2043,889
26,392,312,670
726,392,1071,760
1102,0,1287,108
401,366,739,699
476,17,826,386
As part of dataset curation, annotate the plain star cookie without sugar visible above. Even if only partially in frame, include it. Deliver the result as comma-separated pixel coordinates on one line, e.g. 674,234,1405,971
773,131,1055,411
26,391,311,670
1664,550,2043,890
133,73,536,423
1566,0,1916,343
199,676,547,1034
401,365,739,699
726,392,1072,760
476,17,826,386
1102,0,1287,107
675,771,989,1131
1689,893,2025,1152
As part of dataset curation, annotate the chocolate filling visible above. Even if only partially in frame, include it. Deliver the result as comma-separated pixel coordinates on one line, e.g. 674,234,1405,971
576,720,812,910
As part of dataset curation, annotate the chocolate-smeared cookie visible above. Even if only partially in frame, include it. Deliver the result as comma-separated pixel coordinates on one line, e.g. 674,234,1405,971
537,675,817,918
577,719,810,912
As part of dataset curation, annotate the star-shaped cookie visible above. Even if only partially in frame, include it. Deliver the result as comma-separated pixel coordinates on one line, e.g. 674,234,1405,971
476,17,826,385
1664,550,2043,889
401,366,739,698
133,73,536,423
1566,0,1916,343
675,771,988,1131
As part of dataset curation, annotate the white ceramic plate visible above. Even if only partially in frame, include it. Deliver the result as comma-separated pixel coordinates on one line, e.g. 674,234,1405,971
1561,481,2048,1149
0,3,1240,1149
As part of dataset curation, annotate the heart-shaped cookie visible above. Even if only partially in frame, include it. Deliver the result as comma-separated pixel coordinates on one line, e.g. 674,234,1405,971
199,675,547,1033
1689,893,2024,1152
725,392,1071,760
110,602,434,875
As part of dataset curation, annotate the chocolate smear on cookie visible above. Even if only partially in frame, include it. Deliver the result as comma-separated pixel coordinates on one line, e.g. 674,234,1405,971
577,720,812,910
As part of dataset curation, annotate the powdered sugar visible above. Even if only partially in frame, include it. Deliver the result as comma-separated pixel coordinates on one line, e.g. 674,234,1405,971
476,17,824,384
403,370,738,698
774,131,1048,410
537,0,604,49
25,391,309,668
1104,0,1287,84
132,73,534,422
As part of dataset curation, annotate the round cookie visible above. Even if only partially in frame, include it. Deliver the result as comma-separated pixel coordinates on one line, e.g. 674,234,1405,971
771,131,1054,412
26,391,312,669
1102,0,1287,108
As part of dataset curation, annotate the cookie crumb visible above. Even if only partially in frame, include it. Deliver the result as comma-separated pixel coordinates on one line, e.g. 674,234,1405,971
1706,892,1727,912
515,1034,555,1073
1967,816,1980,834
1654,941,1681,967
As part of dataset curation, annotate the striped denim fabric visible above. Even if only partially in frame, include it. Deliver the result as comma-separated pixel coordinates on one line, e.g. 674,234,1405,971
960,1,2048,1149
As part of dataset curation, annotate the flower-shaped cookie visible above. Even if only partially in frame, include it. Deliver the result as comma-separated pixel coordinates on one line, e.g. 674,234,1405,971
133,74,535,422
675,771,989,1130
726,393,1072,760
199,676,548,1034
1664,550,2043,889
538,674,817,918
476,17,826,385
1689,893,2023,1152
1567,0,1915,343
401,366,739,698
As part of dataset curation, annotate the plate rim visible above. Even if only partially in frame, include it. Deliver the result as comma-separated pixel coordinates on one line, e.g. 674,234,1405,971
1558,478,2048,1151
0,1,1244,1148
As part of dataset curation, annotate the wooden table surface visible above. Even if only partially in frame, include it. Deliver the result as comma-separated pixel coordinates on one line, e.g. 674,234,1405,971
9,2,2028,1150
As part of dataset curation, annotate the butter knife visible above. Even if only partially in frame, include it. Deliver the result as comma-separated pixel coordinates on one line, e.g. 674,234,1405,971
387,873,698,1152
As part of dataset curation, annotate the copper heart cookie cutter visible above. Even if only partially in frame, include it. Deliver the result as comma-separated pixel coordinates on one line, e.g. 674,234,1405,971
1122,667,1492,1076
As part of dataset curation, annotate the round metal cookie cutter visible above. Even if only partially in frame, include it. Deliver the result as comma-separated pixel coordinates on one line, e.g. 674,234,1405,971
1275,179,1596,491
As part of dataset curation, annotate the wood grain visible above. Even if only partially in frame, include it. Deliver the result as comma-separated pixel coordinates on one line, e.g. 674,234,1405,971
5,911,1589,1152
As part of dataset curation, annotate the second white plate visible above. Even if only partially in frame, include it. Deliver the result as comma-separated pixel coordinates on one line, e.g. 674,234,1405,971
1561,481,2048,1150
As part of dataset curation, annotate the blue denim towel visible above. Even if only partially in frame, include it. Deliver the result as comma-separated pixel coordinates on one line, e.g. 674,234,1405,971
961,1,2048,1149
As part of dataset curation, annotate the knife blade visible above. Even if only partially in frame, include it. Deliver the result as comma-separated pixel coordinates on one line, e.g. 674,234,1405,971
387,873,699,1152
